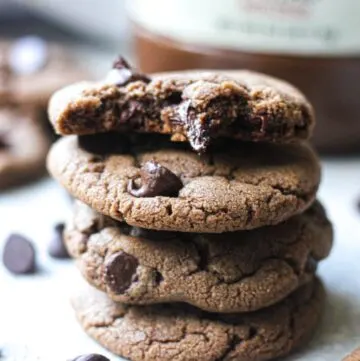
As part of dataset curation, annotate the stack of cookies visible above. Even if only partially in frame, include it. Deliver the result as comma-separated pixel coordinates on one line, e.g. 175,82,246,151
47,58,333,361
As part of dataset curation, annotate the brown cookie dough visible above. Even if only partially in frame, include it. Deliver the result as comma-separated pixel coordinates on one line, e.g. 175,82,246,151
0,37,88,107
343,348,360,361
47,133,320,233
72,278,324,361
48,64,314,153
0,106,50,189
65,201,332,313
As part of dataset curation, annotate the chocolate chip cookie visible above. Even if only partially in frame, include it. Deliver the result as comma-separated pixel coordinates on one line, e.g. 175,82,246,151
0,106,50,189
65,200,332,313
343,348,360,361
47,133,320,232
0,37,87,107
49,59,314,153
72,278,324,361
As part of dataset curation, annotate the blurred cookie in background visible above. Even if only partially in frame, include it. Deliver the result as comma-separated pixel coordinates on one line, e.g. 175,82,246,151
0,36,88,189
0,36,88,107
0,106,50,190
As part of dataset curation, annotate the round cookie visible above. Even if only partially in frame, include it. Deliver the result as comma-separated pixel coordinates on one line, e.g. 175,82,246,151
0,106,50,189
72,278,324,361
65,201,332,313
0,37,88,107
49,61,314,153
47,133,320,233
343,348,360,361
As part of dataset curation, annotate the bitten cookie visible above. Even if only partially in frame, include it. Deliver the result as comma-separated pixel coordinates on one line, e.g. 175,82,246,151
65,201,332,313
72,278,324,361
0,106,50,189
49,59,314,153
47,133,320,233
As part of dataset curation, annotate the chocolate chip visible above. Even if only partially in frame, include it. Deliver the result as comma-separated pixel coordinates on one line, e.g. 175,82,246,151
163,91,183,106
106,56,150,86
118,99,144,126
154,271,164,284
177,100,210,153
2,234,36,274
48,223,70,259
104,251,139,294
78,132,131,155
113,56,132,70
71,354,110,361
127,161,183,197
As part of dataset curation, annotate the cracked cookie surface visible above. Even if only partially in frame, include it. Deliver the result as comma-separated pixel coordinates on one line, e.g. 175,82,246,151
0,106,50,189
65,201,332,312
47,134,320,233
72,278,324,361
49,69,314,153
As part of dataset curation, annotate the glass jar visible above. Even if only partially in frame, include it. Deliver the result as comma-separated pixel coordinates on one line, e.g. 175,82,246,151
128,0,360,154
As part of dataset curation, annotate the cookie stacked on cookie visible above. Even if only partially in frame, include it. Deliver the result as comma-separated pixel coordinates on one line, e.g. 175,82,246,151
47,58,333,361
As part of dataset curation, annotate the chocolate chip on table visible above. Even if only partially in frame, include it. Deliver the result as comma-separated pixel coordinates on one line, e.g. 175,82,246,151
2,233,36,274
48,223,70,259
71,354,110,361
104,251,139,294
127,161,183,197
105,56,151,86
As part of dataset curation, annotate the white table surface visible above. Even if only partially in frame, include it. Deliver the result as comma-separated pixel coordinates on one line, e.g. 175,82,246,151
0,158,360,361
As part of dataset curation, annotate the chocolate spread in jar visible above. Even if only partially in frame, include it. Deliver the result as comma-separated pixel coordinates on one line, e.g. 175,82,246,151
128,0,360,154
